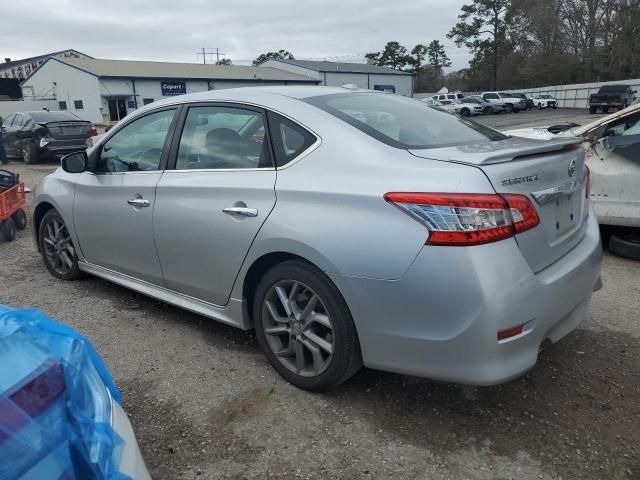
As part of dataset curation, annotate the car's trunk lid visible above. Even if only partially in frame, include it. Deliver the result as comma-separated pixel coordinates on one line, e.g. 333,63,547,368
42,121,92,140
410,137,590,272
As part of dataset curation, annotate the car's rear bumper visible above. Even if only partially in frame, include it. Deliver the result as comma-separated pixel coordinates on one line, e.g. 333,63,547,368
39,140,88,158
331,208,602,385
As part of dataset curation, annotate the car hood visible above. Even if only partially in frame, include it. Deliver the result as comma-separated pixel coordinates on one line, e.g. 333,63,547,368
572,103,640,136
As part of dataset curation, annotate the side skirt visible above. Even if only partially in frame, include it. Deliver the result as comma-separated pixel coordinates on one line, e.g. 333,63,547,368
78,262,249,329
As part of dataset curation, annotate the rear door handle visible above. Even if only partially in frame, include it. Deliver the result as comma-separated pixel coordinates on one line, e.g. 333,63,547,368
127,198,150,207
222,207,258,217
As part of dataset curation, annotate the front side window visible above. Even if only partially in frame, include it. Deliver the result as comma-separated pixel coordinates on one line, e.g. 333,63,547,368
267,112,317,167
176,106,269,170
3,114,15,126
600,111,640,138
13,114,23,127
97,109,175,173
305,92,506,149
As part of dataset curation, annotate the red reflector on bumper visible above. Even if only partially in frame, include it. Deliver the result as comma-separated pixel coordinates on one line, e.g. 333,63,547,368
497,325,525,341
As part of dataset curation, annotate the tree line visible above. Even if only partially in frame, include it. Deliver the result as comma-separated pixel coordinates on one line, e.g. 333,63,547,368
216,0,640,92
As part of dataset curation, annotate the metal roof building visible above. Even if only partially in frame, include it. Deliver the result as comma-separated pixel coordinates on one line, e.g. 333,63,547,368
20,57,320,123
259,59,414,97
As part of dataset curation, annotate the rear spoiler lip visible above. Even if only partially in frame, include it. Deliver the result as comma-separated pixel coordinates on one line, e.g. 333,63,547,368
38,121,91,127
408,137,582,166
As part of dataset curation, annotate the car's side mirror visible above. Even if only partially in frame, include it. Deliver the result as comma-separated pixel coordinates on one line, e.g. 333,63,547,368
61,151,88,173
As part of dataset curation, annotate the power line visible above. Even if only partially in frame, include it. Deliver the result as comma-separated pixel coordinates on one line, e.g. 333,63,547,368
196,47,227,65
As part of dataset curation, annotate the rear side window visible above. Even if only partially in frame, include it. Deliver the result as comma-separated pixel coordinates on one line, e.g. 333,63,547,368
305,92,506,149
267,112,317,167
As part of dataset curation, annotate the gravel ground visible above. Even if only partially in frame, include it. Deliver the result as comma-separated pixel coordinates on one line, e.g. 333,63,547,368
1,145,639,479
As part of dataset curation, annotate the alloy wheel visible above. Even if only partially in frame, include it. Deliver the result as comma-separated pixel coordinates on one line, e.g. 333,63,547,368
42,216,76,275
261,280,334,377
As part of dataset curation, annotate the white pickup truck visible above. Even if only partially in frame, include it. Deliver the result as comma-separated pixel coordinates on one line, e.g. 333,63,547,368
480,91,527,113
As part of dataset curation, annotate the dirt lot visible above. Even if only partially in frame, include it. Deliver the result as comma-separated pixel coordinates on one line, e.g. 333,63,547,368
1,138,639,479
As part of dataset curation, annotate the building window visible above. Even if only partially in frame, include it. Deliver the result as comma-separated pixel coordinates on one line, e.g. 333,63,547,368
143,98,154,105
74,100,84,110
58,101,67,110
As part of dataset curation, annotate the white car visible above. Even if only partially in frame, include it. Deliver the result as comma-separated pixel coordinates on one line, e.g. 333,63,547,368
532,94,558,109
505,103,640,258
432,93,464,102
435,99,461,114
481,92,527,113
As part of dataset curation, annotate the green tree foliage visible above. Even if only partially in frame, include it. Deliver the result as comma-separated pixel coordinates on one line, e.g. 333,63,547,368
365,41,411,70
252,50,295,66
427,40,452,75
447,0,510,90
215,58,232,66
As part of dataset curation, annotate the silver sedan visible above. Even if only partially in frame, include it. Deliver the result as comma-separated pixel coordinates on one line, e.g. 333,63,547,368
33,86,602,391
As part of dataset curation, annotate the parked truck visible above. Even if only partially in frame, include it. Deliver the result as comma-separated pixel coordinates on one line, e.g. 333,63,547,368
589,85,637,114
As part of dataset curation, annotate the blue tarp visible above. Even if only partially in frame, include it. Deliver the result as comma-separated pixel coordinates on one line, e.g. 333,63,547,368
0,305,131,479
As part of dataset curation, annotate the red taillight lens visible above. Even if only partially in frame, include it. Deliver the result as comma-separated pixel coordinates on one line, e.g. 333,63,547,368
497,324,525,341
90,125,98,137
384,192,540,246
0,361,65,443
584,165,590,200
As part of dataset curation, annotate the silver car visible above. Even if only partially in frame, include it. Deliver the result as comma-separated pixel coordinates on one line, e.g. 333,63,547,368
33,86,602,391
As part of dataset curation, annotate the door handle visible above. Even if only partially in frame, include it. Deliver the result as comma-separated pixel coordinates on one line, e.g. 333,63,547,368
127,198,150,207
222,207,258,217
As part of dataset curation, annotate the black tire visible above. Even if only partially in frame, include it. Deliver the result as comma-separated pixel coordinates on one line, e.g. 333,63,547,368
609,233,640,261
505,103,514,113
253,259,362,392
38,209,82,280
589,106,598,114
22,142,38,165
553,106,558,109
460,108,471,117
484,106,494,114
1,217,16,242
513,108,521,113
602,107,610,114
538,103,543,109
11,208,27,230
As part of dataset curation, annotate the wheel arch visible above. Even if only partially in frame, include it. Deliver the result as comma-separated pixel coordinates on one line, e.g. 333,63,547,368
241,251,327,327
33,201,56,250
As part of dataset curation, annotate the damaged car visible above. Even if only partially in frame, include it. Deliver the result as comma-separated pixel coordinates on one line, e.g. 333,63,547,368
506,103,640,259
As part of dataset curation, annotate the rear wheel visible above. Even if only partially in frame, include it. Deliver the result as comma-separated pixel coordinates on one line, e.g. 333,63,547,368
602,107,610,114
513,108,521,113
1,217,16,242
609,232,640,261
11,208,27,230
38,209,82,280
22,142,38,165
253,260,362,391
589,106,598,114
506,103,514,113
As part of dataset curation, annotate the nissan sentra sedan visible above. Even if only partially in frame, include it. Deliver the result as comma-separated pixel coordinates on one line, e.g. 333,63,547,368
32,86,602,391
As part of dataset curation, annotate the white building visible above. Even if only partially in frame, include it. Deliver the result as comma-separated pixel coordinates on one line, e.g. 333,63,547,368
21,57,320,123
259,59,414,97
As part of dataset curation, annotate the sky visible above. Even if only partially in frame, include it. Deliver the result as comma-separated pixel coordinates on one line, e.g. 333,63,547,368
0,0,471,70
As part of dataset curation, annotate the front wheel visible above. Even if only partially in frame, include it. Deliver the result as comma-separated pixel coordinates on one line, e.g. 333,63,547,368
1,217,16,242
460,108,470,117
38,209,82,280
589,106,598,114
22,142,38,165
11,209,27,230
253,260,362,392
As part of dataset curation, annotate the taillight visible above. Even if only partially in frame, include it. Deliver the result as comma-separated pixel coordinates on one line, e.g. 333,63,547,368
90,125,98,137
384,192,540,246
584,165,590,200
0,361,65,443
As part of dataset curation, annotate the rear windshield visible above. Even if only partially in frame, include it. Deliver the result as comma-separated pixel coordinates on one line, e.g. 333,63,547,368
29,111,81,123
305,93,506,149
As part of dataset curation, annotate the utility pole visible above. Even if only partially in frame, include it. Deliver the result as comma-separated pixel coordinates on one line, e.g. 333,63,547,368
196,48,226,65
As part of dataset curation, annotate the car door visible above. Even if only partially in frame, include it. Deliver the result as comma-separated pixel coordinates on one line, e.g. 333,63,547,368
73,107,179,284
588,110,640,226
2,114,20,156
153,104,277,305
